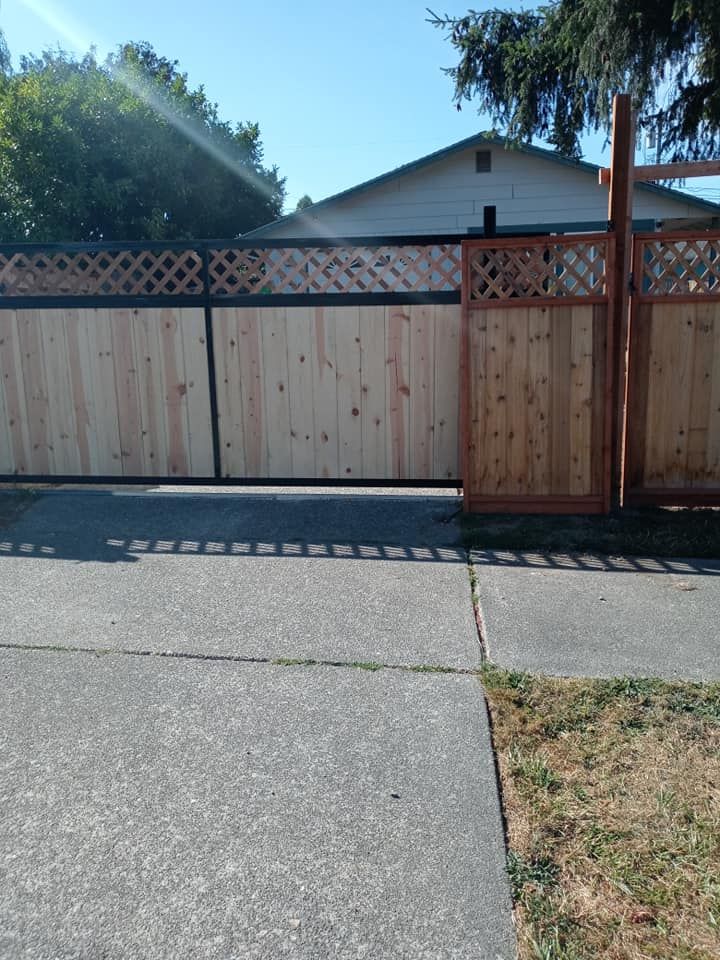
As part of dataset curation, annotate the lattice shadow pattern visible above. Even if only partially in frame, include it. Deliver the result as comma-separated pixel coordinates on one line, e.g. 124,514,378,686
209,244,462,295
0,250,205,297
467,241,608,301
640,238,720,297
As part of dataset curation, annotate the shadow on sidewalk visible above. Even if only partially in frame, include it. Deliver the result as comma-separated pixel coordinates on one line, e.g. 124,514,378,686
0,490,467,565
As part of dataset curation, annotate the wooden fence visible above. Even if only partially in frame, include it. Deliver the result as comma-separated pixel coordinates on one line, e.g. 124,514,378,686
0,238,463,483
461,235,614,513
3,230,720,510
624,232,720,505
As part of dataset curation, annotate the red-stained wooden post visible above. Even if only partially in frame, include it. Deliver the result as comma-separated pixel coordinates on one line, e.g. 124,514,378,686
607,93,635,507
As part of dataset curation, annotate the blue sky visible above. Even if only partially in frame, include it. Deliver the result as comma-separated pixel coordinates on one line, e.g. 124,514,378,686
2,0,718,217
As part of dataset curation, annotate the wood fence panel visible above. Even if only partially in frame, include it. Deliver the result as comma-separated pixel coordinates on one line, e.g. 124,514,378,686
626,298,720,500
462,234,613,513
625,232,720,504
466,303,606,507
214,304,462,480
0,308,213,478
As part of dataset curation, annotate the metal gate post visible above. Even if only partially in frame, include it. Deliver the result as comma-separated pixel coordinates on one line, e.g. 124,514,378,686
200,244,222,479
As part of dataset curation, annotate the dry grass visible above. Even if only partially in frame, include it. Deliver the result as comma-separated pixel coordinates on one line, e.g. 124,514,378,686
463,507,720,558
483,666,720,959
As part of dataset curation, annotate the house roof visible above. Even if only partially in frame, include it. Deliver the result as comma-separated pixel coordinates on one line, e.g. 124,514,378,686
244,131,720,237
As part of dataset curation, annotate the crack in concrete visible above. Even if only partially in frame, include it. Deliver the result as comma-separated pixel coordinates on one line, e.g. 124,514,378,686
0,641,480,677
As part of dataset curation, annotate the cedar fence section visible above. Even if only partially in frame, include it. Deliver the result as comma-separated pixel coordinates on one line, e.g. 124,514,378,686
461,234,614,513
624,231,720,505
0,240,463,483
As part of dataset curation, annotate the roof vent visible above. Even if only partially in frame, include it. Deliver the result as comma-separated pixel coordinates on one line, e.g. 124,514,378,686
475,150,492,173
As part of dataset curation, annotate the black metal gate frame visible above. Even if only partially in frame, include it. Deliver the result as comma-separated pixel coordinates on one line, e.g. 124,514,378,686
0,233,466,488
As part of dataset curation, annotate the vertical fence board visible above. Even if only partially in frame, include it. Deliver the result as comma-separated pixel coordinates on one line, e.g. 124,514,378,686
37,310,77,474
286,307,316,477
133,308,169,476
17,310,51,474
334,305,362,479
359,306,387,479
686,303,714,483
569,306,594,496
110,308,143,476
527,306,552,496
505,308,530,494
591,305,608,497
433,304,460,480
236,307,264,477
260,308,292,476
0,312,31,473
483,309,507,494
386,305,411,479
181,308,215,477
215,307,247,478
311,306,339,480
159,307,191,477
409,304,434,478
549,307,572,496
0,314,14,473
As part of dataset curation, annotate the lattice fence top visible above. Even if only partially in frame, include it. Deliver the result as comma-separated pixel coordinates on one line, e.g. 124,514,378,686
466,238,609,303
208,244,462,295
0,249,204,297
0,242,463,298
638,235,720,298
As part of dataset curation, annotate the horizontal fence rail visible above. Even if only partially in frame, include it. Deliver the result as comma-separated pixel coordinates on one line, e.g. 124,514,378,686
465,234,611,307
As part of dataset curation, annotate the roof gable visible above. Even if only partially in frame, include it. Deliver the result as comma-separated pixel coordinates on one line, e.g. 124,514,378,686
246,133,720,238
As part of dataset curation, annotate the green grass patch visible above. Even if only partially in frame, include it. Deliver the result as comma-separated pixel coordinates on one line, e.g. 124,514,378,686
463,507,720,558
271,657,318,667
483,667,720,959
407,663,459,674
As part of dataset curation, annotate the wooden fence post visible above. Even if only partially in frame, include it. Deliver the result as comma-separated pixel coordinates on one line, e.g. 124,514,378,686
607,93,635,506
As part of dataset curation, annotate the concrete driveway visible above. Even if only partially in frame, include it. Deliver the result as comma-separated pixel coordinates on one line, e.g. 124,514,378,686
0,490,515,960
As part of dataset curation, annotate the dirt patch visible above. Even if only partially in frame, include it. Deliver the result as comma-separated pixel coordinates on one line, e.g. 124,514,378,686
463,507,720,558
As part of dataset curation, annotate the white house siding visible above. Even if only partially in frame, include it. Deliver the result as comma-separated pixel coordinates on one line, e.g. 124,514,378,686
256,145,710,239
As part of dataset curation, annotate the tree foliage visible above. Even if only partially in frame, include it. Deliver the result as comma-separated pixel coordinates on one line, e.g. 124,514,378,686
0,38,285,241
429,2,720,160
295,194,313,211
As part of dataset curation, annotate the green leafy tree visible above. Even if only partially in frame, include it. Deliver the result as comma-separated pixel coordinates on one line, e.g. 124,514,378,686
429,2,720,160
295,193,313,211
0,39,285,240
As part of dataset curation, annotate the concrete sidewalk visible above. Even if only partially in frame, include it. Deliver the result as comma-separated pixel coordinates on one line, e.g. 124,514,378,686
0,491,515,960
473,548,720,681
0,491,476,668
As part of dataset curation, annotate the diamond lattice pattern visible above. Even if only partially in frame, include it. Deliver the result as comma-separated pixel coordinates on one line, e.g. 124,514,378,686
0,250,204,296
640,238,720,297
209,245,462,295
468,241,607,301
